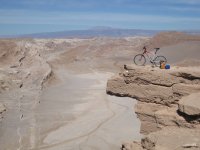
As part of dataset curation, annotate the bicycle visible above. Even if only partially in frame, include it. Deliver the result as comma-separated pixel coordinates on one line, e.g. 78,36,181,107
133,46,167,67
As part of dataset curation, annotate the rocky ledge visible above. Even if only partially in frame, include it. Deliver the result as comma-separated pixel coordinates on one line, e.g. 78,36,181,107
106,65,200,150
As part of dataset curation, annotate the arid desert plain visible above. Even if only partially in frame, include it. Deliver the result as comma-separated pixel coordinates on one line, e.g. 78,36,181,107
0,32,200,150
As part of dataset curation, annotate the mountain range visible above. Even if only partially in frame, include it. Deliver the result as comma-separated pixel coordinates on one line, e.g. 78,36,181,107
0,27,161,38
1,27,200,38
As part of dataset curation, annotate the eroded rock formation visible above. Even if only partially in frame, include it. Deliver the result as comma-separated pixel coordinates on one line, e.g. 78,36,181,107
107,65,200,150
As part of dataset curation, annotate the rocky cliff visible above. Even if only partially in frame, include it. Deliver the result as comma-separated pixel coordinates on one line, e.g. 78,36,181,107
107,65,200,150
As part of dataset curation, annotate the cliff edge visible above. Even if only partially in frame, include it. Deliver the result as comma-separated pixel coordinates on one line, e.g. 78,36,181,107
107,65,200,150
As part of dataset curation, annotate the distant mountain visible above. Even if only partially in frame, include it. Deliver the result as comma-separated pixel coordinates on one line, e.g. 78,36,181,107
1,27,199,39
0,28,162,39
184,30,200,35
89,26,115,30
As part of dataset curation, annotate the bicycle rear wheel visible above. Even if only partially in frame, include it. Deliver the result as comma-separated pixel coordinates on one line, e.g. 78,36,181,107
134,54,146,66
154,56,167,67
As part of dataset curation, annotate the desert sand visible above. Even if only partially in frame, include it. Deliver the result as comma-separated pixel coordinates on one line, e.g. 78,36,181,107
0,32,200,150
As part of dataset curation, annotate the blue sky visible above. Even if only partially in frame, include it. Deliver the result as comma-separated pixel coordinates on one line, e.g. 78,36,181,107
0,0,200,35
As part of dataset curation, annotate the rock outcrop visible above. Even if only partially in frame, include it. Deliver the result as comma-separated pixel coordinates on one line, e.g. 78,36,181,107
178,93,200,116
135,102,194,134
107,65,200,106
141,127,200,150
107,65,200,150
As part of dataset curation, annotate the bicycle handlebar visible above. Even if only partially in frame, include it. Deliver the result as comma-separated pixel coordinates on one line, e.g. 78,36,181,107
142,46,160,54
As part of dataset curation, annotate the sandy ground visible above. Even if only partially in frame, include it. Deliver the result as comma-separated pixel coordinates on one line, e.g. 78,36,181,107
32,69,141,150
0,67,141,150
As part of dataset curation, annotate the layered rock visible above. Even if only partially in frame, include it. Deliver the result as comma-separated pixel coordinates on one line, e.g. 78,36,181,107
141,127,200,150
135,102,194,134
107,65,200,106
122,141,143,150
107,65,200,150
178,93,200,116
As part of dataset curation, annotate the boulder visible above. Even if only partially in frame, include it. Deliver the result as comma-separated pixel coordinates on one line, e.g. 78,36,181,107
135,102,194,134
122,141,144,150
121,127,200,150
178,92,200,116
141,127,200,150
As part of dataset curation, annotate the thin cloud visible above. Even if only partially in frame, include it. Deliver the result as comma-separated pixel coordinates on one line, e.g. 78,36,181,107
0,0,199,33
169,6,200,12
1,0,200,10
0,10,199,25
178,0,200,5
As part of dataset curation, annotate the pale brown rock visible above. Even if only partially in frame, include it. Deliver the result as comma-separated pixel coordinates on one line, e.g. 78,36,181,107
141,127,200,150
122,141,144,150
107,64,200,150
172,84,200,96
178,92,200,116
135,102,194,134
107,65,200,105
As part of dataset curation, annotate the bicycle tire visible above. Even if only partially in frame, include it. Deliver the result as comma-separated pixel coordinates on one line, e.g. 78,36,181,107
134,54,146,66
154,56,167,67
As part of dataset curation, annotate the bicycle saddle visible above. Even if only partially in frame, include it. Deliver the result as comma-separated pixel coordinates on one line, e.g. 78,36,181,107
154,48,160,54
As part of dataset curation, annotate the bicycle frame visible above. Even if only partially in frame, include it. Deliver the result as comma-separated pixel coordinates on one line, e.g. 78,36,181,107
143,51,156,62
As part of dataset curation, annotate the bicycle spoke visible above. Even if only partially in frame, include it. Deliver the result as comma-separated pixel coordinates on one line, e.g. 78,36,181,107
134,54,146,66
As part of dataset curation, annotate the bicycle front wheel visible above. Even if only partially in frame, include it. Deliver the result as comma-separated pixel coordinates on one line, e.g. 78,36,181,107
134,54,146,66
154,56,167,67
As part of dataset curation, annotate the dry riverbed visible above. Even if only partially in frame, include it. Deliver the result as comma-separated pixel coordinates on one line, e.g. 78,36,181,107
0,67,141,150
35,69,141,150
